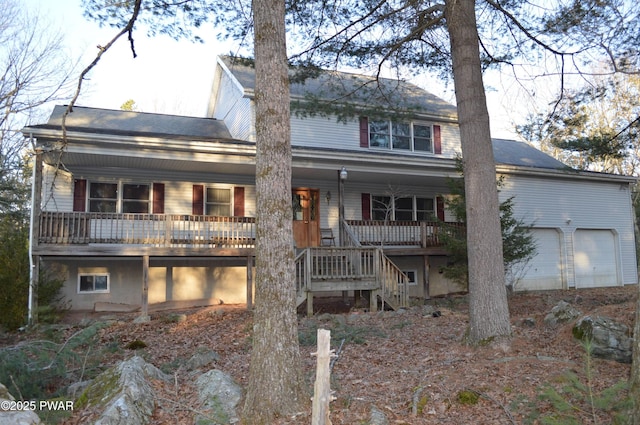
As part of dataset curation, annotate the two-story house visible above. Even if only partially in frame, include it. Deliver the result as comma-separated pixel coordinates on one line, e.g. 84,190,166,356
24,55,638,315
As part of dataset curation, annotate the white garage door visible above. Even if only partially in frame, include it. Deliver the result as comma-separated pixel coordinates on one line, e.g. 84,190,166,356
574,229,619,288
515,228,563,291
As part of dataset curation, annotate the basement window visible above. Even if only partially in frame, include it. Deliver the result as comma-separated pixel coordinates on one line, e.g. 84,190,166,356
78,274,110,294
402,270,417,286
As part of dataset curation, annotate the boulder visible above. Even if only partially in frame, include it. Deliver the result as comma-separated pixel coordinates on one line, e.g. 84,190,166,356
77,356,169,425
543,301,581,327
0,383,41,425
185,348,221,371
369,405,389,425
195,369,242,424
573,316,632,363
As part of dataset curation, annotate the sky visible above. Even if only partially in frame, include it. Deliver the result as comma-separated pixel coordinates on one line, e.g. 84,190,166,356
23,0,525,139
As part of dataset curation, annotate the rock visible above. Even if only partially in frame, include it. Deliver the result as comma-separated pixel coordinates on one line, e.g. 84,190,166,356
543,301,581,327
77,356,169,425
67,380,92,399
0,383,41,425
195,369,243,424
133,315,151,324
573,316,632,363
516,318,536,328
369,405,389,425
186,348,221,371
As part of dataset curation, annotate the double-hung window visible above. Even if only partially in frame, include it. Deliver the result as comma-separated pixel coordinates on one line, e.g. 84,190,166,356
371,195,435,221
369,120,433,153
205,188,232,216
88,182,151,213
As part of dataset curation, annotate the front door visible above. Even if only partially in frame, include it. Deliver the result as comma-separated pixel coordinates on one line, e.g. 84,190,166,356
292,188,320,248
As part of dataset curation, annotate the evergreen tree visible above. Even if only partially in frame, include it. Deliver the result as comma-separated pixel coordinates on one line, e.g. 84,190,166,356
440,160,537,292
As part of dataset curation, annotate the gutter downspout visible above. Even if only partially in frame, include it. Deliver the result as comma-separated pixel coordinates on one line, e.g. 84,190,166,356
27,134,36,325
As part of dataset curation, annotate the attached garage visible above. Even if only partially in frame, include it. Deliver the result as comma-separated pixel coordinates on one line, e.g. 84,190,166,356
515,228,564,291
573,229,620,288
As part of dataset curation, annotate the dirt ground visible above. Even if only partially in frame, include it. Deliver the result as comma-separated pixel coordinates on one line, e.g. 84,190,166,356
17,286,640,424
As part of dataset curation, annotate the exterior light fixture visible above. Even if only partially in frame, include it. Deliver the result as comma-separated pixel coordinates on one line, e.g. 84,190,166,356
339,166,348,181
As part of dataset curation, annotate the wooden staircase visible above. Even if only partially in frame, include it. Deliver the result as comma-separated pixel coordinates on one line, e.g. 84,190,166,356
295,246,410,315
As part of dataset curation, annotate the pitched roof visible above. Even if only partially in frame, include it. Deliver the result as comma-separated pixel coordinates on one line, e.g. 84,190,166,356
218,56,458,120
29,105,233,140
492,138,570,170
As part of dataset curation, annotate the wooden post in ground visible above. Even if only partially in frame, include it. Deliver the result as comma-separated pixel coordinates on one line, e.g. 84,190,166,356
311,329,335,425
307,291,314,317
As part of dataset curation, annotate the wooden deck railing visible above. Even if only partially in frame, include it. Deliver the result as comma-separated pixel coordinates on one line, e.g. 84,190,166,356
38,212,256,247
346,220,464,247
294,246,409,310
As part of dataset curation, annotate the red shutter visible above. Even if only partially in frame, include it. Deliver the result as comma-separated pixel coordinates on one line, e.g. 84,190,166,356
436,196,445,221
359,117,369,147
152,183,165,214
361,193,371,220
192,185,204,215
433,125,442,154
233,187,245,217
73,179,86,212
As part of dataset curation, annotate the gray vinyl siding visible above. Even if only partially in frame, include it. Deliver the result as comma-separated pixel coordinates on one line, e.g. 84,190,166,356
291,115,359,149
42,164,74,211
211,70,255,141
291,115,461,159
499,173,637,286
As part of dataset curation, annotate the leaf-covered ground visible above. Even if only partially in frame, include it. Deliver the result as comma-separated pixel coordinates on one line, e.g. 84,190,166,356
6,285,639,424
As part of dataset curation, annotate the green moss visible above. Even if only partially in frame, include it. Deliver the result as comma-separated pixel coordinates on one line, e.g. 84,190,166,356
417,395,429,414
457,390,480,405
125,339,147,350
75,368,120,409
572,323,592,341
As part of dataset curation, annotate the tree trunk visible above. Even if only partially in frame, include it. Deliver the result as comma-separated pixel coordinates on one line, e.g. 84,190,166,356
242,0,306,422
445,0,511,343
629,285,640,424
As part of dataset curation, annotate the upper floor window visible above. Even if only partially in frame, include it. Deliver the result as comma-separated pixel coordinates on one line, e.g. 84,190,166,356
371,195,435,221
88,182,150,213
369,120,433,153
360,117,441,154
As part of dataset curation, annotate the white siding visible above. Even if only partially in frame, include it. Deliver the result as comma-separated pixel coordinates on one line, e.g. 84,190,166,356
500,174,637,287
42,168,257,217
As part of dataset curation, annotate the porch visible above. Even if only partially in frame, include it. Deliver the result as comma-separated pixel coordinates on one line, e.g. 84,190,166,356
34,212,462,313
35,212,462,252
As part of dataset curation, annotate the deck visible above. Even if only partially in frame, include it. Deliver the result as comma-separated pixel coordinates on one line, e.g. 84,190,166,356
34,212,462,256
34,212,463,312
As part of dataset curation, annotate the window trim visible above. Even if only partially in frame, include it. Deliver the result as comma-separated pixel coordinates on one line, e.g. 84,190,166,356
368,120,434,153
77,273,110,294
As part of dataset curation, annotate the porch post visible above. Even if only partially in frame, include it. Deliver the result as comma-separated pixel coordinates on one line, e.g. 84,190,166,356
141,255,149,319
28,147,43,326
338,167,347,243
